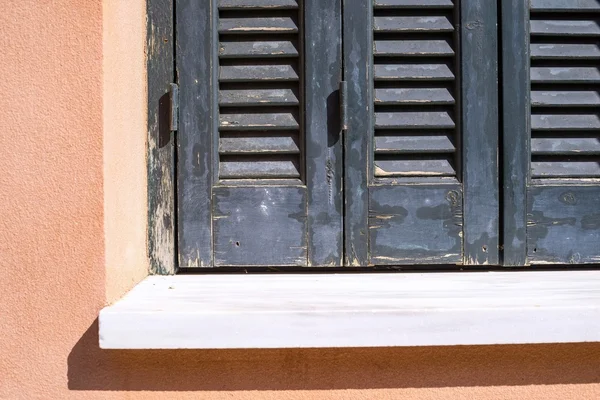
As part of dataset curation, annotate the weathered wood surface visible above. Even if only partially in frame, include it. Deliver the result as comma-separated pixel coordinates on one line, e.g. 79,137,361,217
374,0,454,8
375,135,455,153
219,158,300,178
219,0,299,9
374,16,454,32
374,160,456,177
501,0,529,266
461,0,499,265
531,0,600,12
369,185,463,264
304,0,344,266
374,64,455,80
213,186,307,266
343,0,371,266
528,186,600,264
176,0,215,268
147,0,175,274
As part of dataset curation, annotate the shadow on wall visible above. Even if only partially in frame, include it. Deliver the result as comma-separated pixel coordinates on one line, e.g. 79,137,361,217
68,320,600,391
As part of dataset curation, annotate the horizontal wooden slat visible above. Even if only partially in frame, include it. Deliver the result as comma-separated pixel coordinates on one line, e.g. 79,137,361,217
375,135,455,153
374,88,454,105
220,136,300,154
220,65,299,82
531,91,600,107
531,67,600,83
375,111,455,129
531,43,600,59
219,0,298,9
531,0,600,12
531,114,600,131
220,89,299,106
374,40,455,57
220,113,299,130
374,159,455,176
219,41,298,58
374,64,455,80
531,138,600,155
219,17,298,34
530,20,600,37
374,16,453,32
374,0,454,8
220,160,300,178
531,161,600,178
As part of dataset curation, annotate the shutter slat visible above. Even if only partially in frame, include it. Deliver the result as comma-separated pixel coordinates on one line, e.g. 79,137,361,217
220,113,299,130
374,0,454,8
220,159,300,178
374,64,455,80
530,43,600,59
374,40,455,57
219,41,299,58
220,89,299,106
531,114,600,131
531,138,600,155
218,0,298,9
219,17,298,34
531,91,600,107
220,135,300,154
374,160,456,177
376,112,455,129
531,67,600,83
530,20,600,37
374,88,455,105
531,161,600,178
531,0,600,12
220,65,299,82
375,135,455,153
374,16,454,32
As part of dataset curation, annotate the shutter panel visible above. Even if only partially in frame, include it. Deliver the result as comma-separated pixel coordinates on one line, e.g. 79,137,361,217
503,0,600,264
177,0,343,267
344,0,499,265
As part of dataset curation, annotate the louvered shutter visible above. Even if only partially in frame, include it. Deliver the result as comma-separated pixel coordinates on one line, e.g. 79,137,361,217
177,0,344,267
503,0,600,265
343,0,499,265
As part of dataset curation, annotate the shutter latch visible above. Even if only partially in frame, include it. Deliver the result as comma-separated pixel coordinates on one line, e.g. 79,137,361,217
339,80,348,132
169,83,179,131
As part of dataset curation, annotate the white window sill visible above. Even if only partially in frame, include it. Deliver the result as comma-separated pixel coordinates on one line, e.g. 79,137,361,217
99,271,600,349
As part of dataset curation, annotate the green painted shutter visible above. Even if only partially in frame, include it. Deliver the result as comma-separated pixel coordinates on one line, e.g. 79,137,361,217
343,0,499,266
177,0,344,267
503,0,600,265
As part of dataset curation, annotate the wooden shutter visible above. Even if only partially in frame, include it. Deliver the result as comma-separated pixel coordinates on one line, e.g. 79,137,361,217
343,0,499,265
177,0,344,267
503,0,600,265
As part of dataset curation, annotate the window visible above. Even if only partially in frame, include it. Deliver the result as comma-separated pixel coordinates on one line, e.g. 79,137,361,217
174,0,600,268
99,0,600,349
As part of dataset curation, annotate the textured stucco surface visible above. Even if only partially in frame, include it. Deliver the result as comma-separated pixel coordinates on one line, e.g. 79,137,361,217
1,1,600,399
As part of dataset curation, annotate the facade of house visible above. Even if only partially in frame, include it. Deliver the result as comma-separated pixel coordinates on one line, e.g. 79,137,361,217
2,1,600,399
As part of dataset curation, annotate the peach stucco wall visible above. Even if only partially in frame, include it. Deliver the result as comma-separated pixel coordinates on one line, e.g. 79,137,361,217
1,1,600,399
